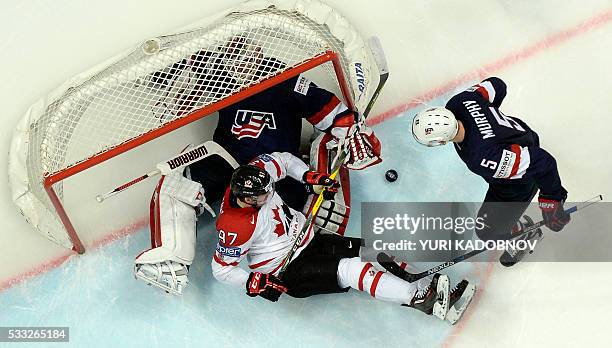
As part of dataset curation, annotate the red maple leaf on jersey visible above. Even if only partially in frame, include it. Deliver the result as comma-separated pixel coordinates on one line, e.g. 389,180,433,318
272,207,286,237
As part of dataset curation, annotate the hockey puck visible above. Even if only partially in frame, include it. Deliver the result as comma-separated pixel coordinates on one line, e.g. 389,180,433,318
385,169,398,182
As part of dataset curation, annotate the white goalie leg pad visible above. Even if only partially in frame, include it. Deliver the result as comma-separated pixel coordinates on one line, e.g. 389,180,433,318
136,172,199,265
134,172,200,294
307,132,351,236
337,257,417,304
162,170,206,207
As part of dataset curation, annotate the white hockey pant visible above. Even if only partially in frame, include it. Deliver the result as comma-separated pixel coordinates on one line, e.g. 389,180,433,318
337,257,434,304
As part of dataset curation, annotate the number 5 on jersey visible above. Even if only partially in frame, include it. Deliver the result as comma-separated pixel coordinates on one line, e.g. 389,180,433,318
480,159,498,169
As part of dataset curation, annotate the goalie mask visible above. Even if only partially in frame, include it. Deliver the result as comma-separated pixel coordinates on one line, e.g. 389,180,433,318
221,36,263,84
412,107,459,147
231,165,274,207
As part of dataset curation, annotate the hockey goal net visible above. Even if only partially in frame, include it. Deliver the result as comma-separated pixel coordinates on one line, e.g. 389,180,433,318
9,0,381,254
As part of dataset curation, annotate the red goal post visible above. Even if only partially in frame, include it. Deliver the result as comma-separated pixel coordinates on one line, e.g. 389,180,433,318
9,0,382,254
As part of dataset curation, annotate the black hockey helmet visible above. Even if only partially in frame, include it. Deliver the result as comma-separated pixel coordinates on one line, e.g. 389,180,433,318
230,165,273,198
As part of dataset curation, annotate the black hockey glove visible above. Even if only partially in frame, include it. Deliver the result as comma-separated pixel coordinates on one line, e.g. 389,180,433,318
246,272,287,302
303,170,339,200
538,195,571,232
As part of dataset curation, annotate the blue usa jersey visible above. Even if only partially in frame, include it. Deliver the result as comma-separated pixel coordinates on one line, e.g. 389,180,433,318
446,77,567,200
214,70,351,164
154,50,352,165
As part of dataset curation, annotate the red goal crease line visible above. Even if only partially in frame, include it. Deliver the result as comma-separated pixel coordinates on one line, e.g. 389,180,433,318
368,8,612,127
2,9,611,294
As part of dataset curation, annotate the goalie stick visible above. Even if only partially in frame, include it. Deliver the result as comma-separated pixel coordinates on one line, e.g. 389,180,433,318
278,36,389,278
95,141,238,202
377,195,603,283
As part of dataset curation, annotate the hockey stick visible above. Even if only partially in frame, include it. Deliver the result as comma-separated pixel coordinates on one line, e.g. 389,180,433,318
328,36,389,169
278,37,389,278
278,163,343,277
361,36,389,120
377,195,603,283
95,141,238,202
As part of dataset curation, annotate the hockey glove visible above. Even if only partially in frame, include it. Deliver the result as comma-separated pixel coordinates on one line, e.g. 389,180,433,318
344,123,382,170
303,170,339,200
538,196,571,232
329,114,382,170
246,272,287,302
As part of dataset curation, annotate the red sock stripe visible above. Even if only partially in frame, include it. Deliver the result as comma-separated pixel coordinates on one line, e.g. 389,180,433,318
370,271,384,297
358,263,373,291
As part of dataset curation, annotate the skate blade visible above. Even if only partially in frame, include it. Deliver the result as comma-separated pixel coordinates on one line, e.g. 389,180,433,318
528,234,544,255
134,271,182,296
446,284,476,325
433,275,450,320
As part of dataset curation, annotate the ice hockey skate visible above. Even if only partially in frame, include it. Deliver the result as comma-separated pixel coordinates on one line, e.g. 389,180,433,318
404,274,450,320
446,280,477,325
499,215,544,267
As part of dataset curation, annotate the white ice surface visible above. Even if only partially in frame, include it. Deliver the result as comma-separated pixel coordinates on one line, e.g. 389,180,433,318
1,1,612,347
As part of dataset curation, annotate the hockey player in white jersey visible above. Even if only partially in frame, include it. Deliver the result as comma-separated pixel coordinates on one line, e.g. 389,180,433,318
211,151,474,322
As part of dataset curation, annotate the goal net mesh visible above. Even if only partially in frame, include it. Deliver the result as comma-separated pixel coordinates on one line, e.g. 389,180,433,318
13,0,376,250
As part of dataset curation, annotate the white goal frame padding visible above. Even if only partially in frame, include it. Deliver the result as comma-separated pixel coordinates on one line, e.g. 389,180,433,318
8,0,382,254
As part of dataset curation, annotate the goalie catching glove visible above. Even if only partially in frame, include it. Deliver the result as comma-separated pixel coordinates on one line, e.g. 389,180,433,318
303,170,339,200
246,272,287,302
329,113,382,170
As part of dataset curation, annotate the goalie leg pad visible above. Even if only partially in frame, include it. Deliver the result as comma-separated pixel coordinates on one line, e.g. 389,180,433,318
136,173,197,267
162,171,205,207
135,173,198,294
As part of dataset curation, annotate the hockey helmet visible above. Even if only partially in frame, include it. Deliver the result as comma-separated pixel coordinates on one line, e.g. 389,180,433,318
412,107,459,147
230,165,273,199
221,36,263,84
